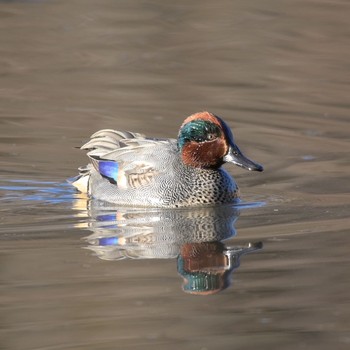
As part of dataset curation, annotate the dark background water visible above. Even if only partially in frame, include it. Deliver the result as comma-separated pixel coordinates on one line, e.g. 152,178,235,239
1,1,350,349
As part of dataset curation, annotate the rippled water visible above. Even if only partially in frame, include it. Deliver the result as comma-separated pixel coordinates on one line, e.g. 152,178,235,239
1,1,350,349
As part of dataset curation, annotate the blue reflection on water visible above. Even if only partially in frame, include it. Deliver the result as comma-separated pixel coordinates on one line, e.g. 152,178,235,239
0,178,78,204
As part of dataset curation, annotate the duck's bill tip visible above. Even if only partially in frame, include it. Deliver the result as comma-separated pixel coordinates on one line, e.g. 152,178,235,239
223,146,264,172
236,161,264,172
251,163,264,172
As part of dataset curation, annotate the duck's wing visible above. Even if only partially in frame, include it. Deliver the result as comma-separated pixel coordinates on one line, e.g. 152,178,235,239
80,129,177,190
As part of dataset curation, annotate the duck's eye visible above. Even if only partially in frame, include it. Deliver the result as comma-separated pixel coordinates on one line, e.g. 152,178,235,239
206,133,216,141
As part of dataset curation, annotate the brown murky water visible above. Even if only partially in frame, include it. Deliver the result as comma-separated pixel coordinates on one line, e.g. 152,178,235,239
1,1,350,349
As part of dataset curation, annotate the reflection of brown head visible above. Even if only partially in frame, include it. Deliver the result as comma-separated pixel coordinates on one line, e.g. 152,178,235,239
180,242,228,272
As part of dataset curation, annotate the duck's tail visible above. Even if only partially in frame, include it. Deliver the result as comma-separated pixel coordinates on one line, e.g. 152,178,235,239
68,165,92,194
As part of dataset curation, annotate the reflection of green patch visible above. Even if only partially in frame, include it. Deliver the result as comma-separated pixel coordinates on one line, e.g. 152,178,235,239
177,256,230,292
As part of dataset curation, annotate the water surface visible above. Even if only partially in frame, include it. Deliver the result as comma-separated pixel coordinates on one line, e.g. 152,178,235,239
1,1,350,349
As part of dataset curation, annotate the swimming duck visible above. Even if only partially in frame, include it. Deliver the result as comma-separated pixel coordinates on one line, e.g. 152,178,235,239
72,111,263,207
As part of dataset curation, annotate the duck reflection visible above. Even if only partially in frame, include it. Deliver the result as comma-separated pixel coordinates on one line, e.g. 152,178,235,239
77,200,262,295
178,241,262,295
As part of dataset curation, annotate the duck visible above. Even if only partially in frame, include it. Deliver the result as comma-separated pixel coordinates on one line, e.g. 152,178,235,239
71,111,263,207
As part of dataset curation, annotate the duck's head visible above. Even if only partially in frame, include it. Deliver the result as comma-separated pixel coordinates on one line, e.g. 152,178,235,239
177,111,263,171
